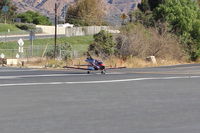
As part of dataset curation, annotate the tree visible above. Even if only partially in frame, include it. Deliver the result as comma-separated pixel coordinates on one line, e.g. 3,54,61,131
129,9,154,27
138,0,164,12
148,0,164,11
0,0,17,23
153,0,200,60
0,0,9,7
138,0,150,13
121,13,128,25
66,0,106,26
198,0,200,6
135,0,158,27
88,30,116,57
154,0,199,36
17,11,52,25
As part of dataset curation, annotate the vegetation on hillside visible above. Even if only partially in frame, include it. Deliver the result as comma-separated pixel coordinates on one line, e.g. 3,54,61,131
17,11,52,25
88,25,184,61
86,0,200,64
111,0,200,62
0,0,17,23
0,0,51,26
153,0,200,60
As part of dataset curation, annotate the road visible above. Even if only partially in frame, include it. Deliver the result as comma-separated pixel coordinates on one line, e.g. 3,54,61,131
0,64,200,133
0,34,66,42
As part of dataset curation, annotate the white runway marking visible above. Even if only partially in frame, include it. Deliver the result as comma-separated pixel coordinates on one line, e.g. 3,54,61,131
0,69,37,72
0,76,200,87
0,72,126,79
0,73,90,79
67,76,198,84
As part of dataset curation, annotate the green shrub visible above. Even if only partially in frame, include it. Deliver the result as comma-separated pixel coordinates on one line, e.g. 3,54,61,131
153,0,200,60
88,30,116,57
45,43,72,60
15,23,36,31
17,11,52,25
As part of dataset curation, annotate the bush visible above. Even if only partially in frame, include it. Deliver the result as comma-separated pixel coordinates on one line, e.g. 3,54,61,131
129,10,154,27
116,24,185,60
17,11,52,25
153,0,200,60
65,18,89,27
34,27,43,33
0,58,7,65
45,43,72,60
15,23,36,31
88,30,116,57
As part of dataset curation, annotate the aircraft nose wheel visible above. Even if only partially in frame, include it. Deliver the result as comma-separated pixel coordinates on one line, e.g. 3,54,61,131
87,71,90,74
101,70,106,74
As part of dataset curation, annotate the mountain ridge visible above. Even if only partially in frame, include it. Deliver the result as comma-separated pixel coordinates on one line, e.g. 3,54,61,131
12,0,141,24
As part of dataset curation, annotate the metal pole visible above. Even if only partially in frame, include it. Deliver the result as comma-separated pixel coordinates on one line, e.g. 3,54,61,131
31,39,33,56
30,30,34,56
4,14,7,24
54,3,58,59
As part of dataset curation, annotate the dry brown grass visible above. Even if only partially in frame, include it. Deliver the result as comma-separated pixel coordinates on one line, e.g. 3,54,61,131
104,56,186,68
21,56,188,69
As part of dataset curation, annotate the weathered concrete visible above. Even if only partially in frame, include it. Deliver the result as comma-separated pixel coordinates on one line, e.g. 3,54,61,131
6,59,18,65
36,25,66,34
65,26,120,37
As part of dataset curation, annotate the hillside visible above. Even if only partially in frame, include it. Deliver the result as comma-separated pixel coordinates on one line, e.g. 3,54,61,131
12,0,141,25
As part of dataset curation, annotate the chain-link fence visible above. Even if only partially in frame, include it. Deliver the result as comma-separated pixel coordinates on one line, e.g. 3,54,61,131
0,45,81,60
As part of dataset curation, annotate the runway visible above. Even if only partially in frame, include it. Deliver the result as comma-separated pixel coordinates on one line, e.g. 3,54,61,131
0,64,200,133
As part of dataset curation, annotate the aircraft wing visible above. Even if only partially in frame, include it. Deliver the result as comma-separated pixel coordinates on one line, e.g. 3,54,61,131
105,67,126,70
63,66,126,70
74,64,90,66
63,66,90,70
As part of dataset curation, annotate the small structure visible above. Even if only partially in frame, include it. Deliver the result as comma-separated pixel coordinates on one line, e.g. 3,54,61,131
6,59,18,66
146,56,157,64
57,23,74,28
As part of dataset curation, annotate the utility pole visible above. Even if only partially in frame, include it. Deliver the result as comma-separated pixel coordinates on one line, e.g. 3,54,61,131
4,14,7,24
54,3,58,59
30,30,35,56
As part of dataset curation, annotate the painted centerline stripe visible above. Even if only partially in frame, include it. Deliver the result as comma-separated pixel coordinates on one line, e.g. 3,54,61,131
0,76,200,87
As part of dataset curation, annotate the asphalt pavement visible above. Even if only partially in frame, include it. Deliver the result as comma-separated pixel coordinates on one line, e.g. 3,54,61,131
0,34,66,42
0,64,200,133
